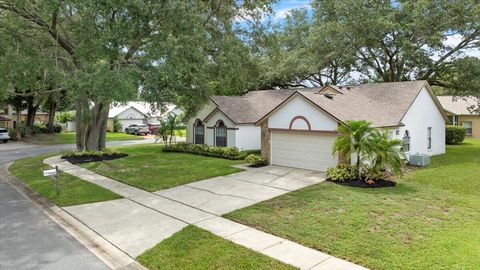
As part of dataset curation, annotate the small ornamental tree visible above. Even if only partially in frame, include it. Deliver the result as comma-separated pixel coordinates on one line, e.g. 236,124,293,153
370,131,405,177
332,120,376,179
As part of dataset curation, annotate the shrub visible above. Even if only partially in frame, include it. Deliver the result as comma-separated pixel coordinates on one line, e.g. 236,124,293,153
445,125,466,144
55,111,75,123
32,123,48,134
113,117,122,132
239,149,261,159
245,154,268,166
163,143,244,160
54,124,62,133
7,128,15,138
14,124,29,137
326,164,354,182
61,148,121,158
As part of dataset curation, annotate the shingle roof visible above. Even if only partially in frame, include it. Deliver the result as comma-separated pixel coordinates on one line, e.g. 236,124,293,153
437,96,479,115
211,89,312,124
211,81,444,127
0,115,11,121
299,80,430,127
109,102,179,118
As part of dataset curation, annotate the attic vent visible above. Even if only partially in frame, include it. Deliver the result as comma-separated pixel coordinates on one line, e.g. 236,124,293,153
324,93,334,99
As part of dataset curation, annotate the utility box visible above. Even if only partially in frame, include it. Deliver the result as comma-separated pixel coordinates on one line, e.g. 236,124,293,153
409,154,430,167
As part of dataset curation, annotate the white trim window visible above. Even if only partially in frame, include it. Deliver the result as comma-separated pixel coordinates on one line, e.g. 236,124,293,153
193,119,205,144
462,121,473,135
215,120,227,147
402,130,410,152
427,127,432,150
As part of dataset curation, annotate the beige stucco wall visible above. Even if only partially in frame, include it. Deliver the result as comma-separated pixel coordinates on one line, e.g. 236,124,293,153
458,115,480,139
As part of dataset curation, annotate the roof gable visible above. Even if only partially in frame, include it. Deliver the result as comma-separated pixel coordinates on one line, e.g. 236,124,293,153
109,105,147,118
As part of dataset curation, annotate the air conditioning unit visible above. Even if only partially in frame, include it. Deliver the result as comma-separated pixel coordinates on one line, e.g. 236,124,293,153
409,154,430,167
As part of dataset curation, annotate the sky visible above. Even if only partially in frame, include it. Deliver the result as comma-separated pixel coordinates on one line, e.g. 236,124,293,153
270,0,479,58
271,0,312,21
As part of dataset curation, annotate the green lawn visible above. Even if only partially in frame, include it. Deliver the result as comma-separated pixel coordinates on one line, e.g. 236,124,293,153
80,144,243,191
225,139,480,270
137,225,294,270
23,132,143,145
9,154,122,206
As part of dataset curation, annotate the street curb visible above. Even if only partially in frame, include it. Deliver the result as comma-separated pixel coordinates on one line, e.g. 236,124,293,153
1,163,148,270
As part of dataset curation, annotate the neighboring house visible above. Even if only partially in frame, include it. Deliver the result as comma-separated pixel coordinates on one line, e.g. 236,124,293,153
187,81,448,171
107,102,183,132
0,105,49,129
437,96,480,139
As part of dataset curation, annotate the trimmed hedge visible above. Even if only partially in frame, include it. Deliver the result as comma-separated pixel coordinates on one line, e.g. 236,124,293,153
446,125,466,144
163,143,259,160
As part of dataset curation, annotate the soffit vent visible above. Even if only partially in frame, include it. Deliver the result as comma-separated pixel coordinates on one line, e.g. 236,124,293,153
324,93,334,99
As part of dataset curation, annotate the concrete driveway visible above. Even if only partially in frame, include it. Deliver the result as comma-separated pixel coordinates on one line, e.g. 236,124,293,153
156,165,326,215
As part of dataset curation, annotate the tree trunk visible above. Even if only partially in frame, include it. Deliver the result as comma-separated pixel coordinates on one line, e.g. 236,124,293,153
47,101,57,133
75,97,110,151
26,99,38,129
356,151,361,180
15,105,21,140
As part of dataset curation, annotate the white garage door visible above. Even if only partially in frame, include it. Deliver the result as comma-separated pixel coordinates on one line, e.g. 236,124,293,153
271,131,338,171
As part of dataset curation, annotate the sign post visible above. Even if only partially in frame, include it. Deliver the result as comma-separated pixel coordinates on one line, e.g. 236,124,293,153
43,167,60,196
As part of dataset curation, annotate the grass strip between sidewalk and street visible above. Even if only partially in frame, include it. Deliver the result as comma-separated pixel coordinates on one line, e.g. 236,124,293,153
9,154,122,206
137,225,295,270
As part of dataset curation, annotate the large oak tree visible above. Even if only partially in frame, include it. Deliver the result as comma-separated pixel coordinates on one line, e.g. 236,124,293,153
258,0,479,90
0,0,273,150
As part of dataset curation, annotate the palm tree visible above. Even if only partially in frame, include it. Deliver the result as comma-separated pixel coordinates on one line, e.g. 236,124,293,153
155,113,183,146
332,120,376,179
370,131,405,177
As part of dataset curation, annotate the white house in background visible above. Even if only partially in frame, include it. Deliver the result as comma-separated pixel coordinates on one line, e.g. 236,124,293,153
187,81,448,171
107,102,183,132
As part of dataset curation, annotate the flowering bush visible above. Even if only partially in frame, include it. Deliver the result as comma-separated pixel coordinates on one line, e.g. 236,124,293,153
326,164,354,182
245,154,268,167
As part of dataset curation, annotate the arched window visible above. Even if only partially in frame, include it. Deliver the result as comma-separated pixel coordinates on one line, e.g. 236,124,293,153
193,119,204,144
215,120,227,147
403,130,410,152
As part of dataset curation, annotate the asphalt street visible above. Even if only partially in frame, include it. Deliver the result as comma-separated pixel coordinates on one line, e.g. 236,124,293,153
0,139,152,269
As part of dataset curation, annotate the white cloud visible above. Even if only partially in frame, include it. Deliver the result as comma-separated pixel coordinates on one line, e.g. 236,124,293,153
443,34,480,58
272,3,311,21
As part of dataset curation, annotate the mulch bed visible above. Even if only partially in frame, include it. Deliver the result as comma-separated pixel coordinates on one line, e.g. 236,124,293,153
62,153,128,164
327,178,396,188
248,164,269,168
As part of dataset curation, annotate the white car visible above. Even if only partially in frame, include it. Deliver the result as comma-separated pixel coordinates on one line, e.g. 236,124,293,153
0,128,9,143
124,124,150,135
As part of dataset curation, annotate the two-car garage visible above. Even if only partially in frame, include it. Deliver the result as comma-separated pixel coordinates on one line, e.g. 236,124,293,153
270,131,338,171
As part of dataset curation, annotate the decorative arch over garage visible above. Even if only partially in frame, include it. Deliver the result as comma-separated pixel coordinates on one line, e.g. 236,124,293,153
289,115,312,131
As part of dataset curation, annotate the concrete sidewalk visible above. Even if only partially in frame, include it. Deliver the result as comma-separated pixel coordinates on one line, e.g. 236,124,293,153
44,156,367,270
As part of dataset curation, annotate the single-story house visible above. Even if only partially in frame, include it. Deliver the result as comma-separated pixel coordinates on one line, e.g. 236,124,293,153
187,81,447,171
0,105,49,129
107,102,183,132
437,96,480,138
